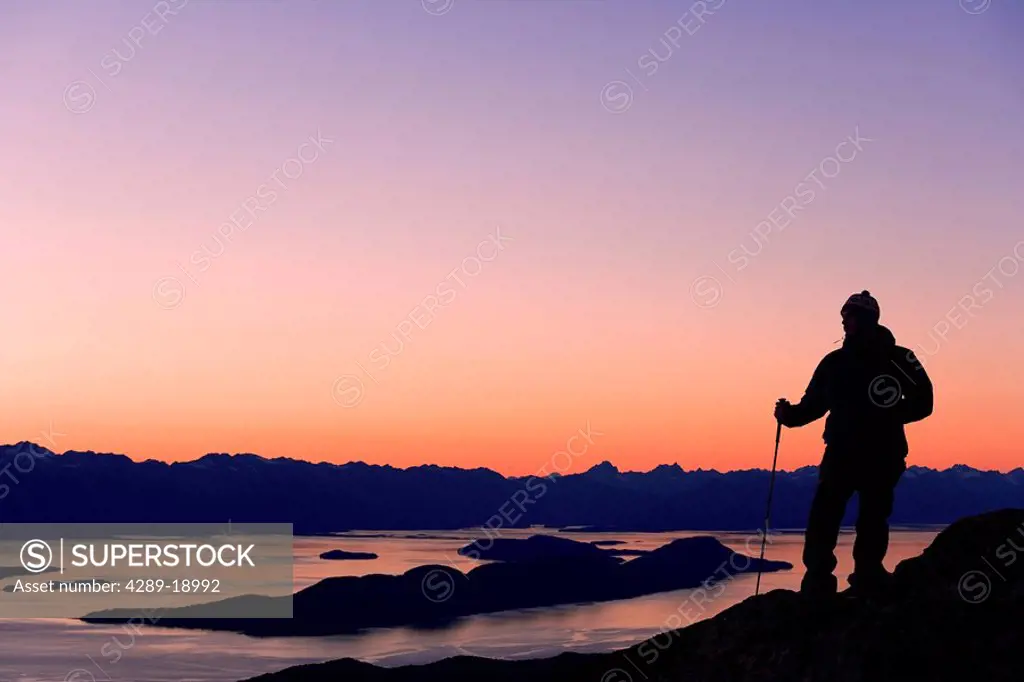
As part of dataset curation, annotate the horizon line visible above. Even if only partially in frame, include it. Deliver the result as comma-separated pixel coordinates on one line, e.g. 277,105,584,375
3,441,1019,477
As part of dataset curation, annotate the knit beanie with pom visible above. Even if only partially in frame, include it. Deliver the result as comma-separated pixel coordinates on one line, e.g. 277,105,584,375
841,290,880,323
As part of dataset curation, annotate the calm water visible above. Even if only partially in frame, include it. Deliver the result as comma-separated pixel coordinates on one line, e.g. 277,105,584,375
1,528,938,682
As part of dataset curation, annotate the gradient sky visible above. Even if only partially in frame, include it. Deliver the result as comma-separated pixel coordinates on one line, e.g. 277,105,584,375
1,0,1022,474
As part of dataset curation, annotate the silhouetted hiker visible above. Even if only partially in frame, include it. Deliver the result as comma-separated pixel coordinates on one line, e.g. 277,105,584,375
774,291,933,596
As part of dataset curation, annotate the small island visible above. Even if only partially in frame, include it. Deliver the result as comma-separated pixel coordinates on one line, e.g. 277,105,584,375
319,549,378,561
457,535,649,561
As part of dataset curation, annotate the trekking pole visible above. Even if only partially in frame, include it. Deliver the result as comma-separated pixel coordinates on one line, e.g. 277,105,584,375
755,416,783,596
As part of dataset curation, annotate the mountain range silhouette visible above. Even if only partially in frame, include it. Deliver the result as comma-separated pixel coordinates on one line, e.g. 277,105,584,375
2,442,1021,532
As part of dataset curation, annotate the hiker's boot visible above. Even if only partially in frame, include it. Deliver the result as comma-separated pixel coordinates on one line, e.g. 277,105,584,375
847,566,895,599
800,571,838,597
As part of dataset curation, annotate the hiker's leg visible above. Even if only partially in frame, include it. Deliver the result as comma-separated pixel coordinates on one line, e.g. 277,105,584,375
852,456,906,578
802,450,854,591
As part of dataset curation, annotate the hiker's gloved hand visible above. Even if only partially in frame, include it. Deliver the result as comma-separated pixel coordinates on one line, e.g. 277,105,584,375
774,398,793,426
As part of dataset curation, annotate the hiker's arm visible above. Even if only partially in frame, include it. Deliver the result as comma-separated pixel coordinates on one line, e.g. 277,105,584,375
782,359,829,427
894,350,933,424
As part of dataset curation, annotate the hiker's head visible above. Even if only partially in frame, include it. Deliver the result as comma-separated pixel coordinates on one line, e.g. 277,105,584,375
841,290,880,336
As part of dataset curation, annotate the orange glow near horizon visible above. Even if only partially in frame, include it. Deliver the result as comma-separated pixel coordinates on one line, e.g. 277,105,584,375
5,292,1022,475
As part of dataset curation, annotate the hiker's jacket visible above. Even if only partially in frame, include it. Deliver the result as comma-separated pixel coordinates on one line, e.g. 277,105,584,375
780,325,933,455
